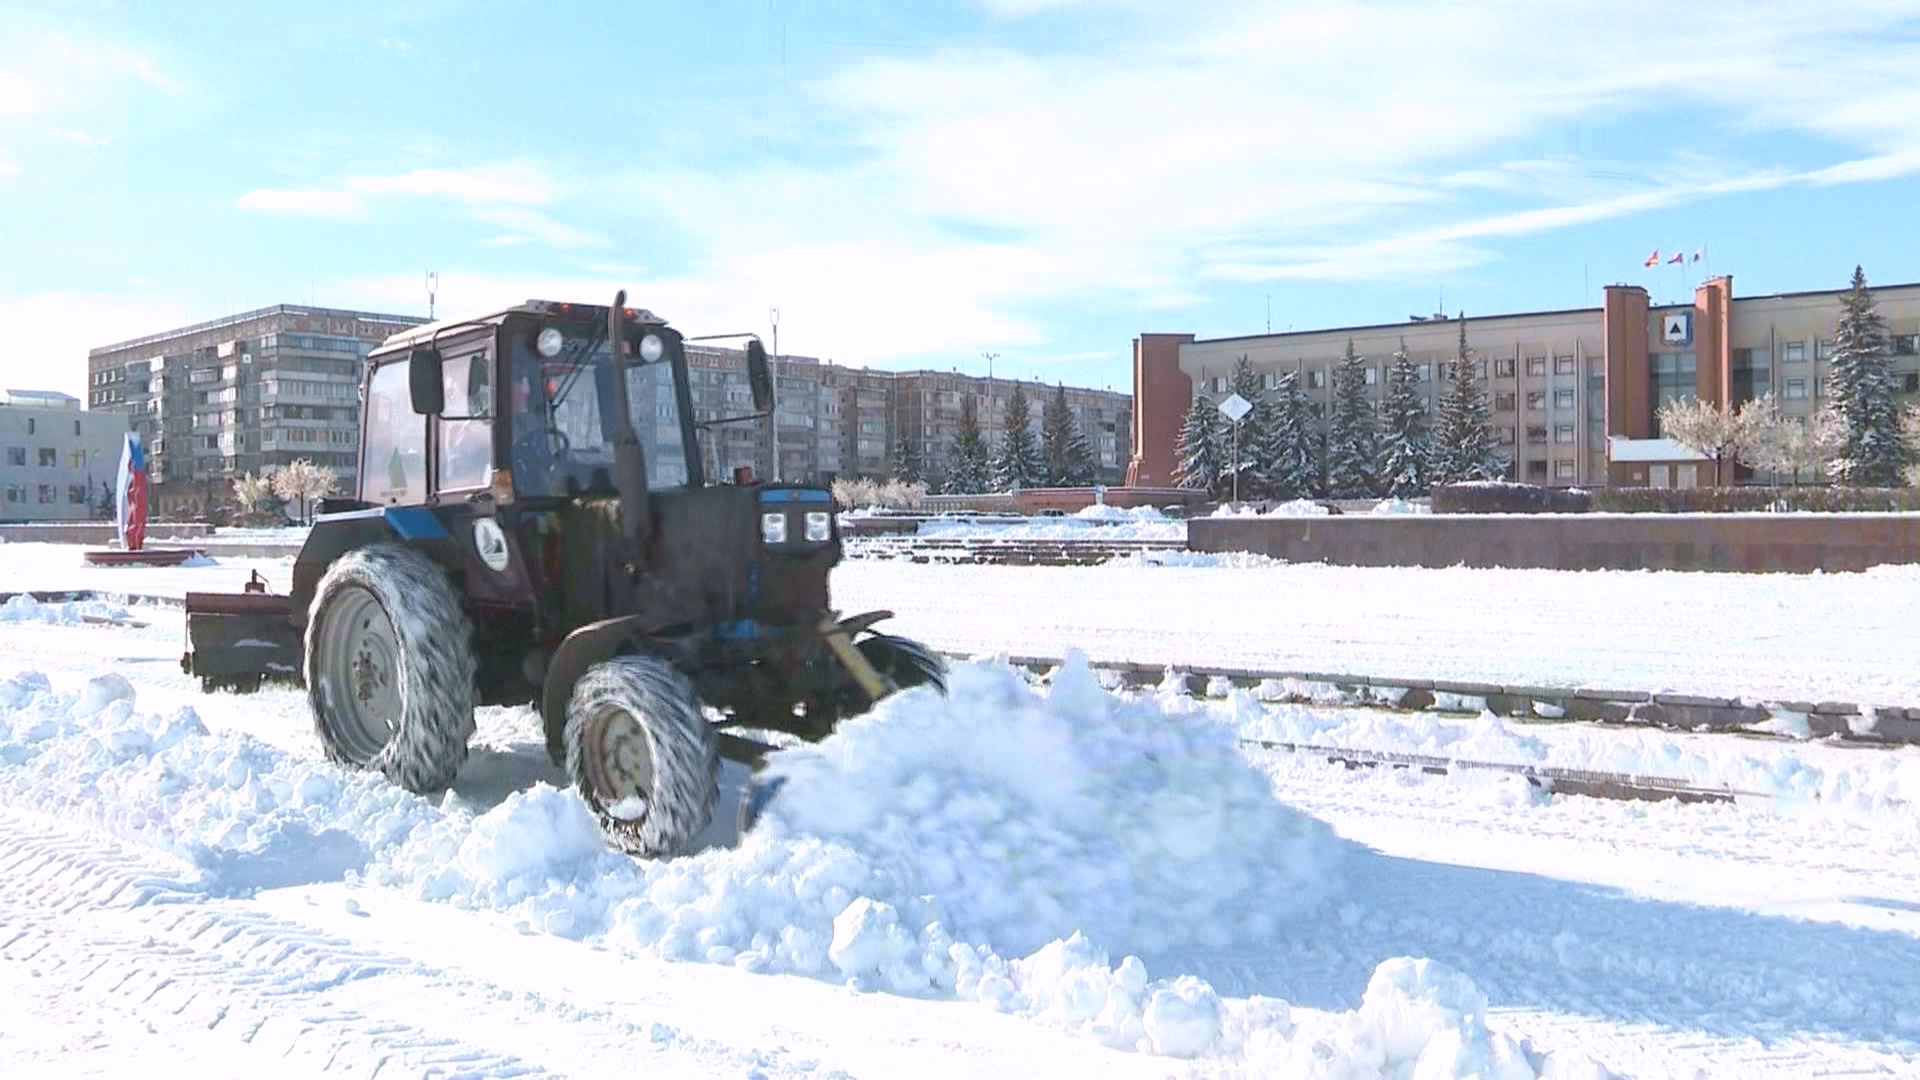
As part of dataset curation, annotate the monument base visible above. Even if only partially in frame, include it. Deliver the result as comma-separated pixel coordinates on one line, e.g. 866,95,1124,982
82,548,199,567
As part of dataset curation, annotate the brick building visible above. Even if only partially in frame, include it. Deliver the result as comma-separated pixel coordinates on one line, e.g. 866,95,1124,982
1126,274,1920,490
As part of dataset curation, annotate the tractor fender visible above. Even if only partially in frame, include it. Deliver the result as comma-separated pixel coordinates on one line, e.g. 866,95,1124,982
541,613,661,766
290,507,463,626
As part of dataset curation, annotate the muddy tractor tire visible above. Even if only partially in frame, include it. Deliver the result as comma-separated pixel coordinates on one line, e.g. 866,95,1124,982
564,654,721,859
859,632,948,696
305,543,478,794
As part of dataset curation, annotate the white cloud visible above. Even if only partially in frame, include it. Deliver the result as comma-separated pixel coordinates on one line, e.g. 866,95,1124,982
0,160,18,180
235,187,365,218
47,126,105,147
470,207,608,249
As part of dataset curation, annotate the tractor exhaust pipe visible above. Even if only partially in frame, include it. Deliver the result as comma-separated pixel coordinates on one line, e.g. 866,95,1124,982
604,289,653,555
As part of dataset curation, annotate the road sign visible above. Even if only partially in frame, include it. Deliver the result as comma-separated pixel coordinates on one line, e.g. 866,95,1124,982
1219,393,1252,422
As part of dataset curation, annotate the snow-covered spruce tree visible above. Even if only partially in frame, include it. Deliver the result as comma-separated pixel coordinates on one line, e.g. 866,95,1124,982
943,396,992,494
1824,265,1907,487
1174,391,1226,493
1041,383,1099,486
1323,338,1379,497
1379,339,1431,497
1260,370,1320,500
991,381,1047,491
889,431,922,485
1430,318,1505,484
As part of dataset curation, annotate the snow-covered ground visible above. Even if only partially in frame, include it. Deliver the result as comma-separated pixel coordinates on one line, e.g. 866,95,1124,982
4,541,1917,708
833,558,1920,708
2,600,1917,1077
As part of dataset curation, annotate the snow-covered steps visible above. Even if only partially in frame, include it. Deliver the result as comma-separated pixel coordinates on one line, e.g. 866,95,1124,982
969,651,1920,747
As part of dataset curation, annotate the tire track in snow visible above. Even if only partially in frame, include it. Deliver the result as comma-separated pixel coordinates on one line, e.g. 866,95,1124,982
0,810,880,1079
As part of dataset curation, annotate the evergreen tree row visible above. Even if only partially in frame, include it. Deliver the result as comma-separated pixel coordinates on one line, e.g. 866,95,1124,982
1175,319,1507,500
903,381,1102,494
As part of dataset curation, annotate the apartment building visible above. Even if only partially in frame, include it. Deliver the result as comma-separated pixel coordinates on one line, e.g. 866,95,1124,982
1128,274,1920,489
87,305,427,515
0,389,132,523
683,345,1133,485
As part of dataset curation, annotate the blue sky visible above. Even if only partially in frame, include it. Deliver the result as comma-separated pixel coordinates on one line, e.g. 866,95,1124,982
3,0,1919,401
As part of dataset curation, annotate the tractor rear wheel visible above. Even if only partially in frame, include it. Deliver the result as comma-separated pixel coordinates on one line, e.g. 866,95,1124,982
305,543,477,794
564,654,720,859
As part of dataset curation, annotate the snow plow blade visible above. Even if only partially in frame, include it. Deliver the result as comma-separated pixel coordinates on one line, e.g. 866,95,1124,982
180,586,304,692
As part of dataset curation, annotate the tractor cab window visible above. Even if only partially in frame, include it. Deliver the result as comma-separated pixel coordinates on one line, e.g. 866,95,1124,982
507,328,690,497
361,359,426,504
438,350,492,492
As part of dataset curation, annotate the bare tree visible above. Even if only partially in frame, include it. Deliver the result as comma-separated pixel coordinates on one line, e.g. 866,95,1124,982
270,459,339,525
1654,396,1772,486
1745,397,1844,486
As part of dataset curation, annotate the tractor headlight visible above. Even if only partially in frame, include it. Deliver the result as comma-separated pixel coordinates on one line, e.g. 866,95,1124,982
760,511,787,545
804,510,832,543
536,327,565,358
639,333,664,363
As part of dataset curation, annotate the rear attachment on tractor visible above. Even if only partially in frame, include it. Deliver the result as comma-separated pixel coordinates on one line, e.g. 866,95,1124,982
181,570,303,694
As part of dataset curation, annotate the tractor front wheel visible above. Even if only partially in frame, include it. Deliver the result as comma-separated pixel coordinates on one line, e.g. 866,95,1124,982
564,654,720,859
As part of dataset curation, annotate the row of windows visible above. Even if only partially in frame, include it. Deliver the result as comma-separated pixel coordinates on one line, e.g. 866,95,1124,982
4,448,93,469
3,417,86,437
2,483,92,504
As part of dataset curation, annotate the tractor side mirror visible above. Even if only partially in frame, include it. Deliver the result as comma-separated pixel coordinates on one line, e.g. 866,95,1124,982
746,340,774,413
408,347,445,415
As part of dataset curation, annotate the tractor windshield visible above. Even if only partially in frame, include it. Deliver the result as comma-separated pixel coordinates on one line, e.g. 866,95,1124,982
506,326,691,497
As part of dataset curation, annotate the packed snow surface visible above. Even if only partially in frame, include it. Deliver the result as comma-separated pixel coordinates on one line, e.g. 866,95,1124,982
0,654,1619,1075
829,559,1920,706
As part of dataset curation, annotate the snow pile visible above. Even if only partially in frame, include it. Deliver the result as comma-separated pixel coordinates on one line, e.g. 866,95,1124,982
1074,503,1171,522
0,593,135,625
1211,499,1332,519
0,663,1611,1074
0,670,436,892
1371,497,1430,515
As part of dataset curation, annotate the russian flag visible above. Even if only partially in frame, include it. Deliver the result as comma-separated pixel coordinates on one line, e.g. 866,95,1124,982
115,433,149,551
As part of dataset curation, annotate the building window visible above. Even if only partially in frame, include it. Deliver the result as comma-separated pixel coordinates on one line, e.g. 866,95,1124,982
1554,459,1575,479
1526,459,1548,479
5,447,22,467
68,451,85,469
1783,341,1806,363
1363,366,1379,385
37,484,55,504
1495,357,1516,378
1308,369,1327,389
68,484,87,504
1554,355,1576,375
1416,363,1432,382
1527,356,1547,376
1526,390,1545,411
1785,378,1808,400
1814,377,1824,399
1906,373,1920,394
1816,338,1833,361
1555,423,1575,444
72,420,80,437
1213,376,1227,393
1896,334,1919,355
1495,391,1515,411
1554,389,1575,410
1497,425,1515,444
1527,425,1548,444
26,418,35,434
37,448,55,467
